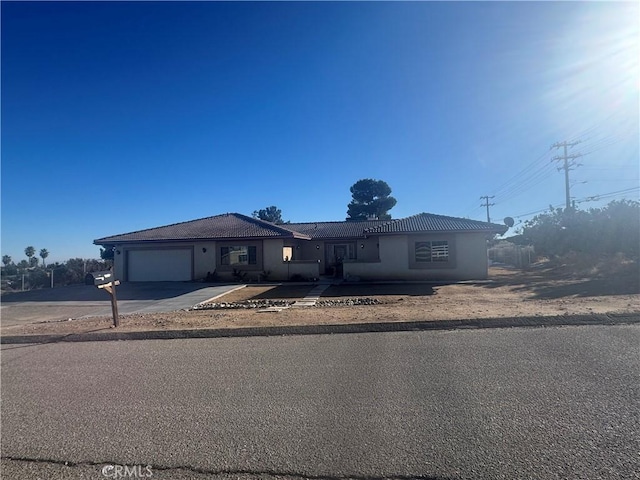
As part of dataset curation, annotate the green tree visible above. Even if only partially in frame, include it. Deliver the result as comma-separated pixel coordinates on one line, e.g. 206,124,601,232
252,206,286,224
2,255,11,267
100,245,115,261
521,200,639,258
346,179,397,220
39,248,49,268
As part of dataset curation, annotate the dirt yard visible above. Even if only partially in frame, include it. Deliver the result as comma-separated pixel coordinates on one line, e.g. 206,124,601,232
5,262,638,337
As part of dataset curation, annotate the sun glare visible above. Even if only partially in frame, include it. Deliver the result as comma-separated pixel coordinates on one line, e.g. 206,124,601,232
545,2,639,135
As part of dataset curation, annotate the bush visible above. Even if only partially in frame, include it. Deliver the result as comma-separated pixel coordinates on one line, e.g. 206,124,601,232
520,200,639,259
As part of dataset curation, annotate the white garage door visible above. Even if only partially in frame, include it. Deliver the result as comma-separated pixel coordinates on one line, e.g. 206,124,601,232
127,249,192,282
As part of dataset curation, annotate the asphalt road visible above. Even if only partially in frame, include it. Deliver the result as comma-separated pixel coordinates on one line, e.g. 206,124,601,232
0,282,243,327
2,325,639,480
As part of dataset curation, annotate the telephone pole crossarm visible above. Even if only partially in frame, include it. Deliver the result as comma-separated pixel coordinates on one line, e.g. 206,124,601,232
480,195,495,223
551,140,583,211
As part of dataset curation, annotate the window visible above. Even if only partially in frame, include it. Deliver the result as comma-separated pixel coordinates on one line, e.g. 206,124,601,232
415,241,449,263
283,246,293,262
221,246,257,266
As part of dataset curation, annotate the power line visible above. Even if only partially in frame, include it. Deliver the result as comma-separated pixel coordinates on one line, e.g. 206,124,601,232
490,150,551,199
577,186,639,204
461,121,635,219
492,163,556,204
510,187,639,219
512,204,564,219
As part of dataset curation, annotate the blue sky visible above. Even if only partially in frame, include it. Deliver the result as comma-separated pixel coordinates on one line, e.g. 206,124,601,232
2,1,638,263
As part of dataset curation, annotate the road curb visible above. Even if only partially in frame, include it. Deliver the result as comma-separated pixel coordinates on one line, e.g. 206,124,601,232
1,313,638,344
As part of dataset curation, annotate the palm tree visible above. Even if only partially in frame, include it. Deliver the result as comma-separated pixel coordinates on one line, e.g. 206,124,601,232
24,246,36,267
39,249,49,268
2,255,11,267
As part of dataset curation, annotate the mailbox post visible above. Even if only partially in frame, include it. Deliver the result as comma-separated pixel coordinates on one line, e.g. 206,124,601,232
85,271,120,327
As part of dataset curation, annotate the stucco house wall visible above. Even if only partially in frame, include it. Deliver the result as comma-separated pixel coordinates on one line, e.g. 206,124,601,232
453,232,490,279
113,239,321,282
97,212,505,282
343,233,489,280
262,239,319,281
112,241,218,281
358,236,381,261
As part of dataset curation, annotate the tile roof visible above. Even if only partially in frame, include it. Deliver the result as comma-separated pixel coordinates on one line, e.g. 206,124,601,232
94,213,311,244
364,213,508,235
285,220,390,239
94,212,507,245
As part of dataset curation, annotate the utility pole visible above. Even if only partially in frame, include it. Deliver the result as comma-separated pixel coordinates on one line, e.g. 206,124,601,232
551,140,582,211
480,195,495,223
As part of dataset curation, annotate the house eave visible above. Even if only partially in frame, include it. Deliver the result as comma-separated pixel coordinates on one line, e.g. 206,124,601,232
94,233,311,246
372,228,507,236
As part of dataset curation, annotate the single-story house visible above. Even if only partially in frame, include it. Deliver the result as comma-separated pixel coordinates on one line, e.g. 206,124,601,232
94,212,508,282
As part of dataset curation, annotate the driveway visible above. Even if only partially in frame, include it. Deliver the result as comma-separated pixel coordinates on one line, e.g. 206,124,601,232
0,282,243,327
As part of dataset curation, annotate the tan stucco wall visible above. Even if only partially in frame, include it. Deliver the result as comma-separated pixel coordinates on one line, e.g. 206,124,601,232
298,241,325,273
112,241,217,282
113,246,125,280
296,237,379,275
263,239,319,281
454,233,489,279
113,239,320,283
356,237,381,262
112,232,488,282
343,233,489,280
194,242,217,279
263,239,286,280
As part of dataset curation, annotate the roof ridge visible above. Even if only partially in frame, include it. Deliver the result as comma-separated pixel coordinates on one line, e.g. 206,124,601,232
363,216,403,233
94,211,507,245
235,213,310,238
361,212,507,235
287,219,389,225
415,212,504,226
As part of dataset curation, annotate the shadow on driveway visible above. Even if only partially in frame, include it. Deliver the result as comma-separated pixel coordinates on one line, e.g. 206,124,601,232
1,282,235,303
0,282,243,327
322,283,440,297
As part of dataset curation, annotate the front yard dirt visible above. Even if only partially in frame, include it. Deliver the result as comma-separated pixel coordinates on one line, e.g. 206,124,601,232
3,263,638,337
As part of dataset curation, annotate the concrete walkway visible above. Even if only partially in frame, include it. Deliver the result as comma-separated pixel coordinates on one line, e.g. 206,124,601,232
292,278,336,307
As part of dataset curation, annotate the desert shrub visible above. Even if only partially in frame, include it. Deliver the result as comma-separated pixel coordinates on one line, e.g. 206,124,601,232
259,270,271,281
204,270,219,282
520,200,639,259
550,251,638,278
232,269,247,281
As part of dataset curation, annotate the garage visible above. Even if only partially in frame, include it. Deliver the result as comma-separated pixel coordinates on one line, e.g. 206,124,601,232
127,248,193,282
